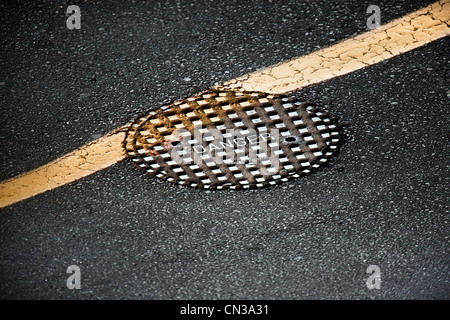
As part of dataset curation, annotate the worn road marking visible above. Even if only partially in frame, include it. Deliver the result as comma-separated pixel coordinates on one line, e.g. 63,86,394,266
0,1,448,209
218,0,450,93
0,130,127,208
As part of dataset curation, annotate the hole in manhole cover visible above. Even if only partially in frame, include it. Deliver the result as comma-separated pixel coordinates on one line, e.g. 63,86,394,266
124,90,340,189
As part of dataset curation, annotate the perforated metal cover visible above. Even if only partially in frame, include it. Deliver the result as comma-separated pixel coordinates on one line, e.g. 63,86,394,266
124,90,340,189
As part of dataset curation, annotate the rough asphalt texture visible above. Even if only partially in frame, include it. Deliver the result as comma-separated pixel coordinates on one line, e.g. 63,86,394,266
0,0,448,299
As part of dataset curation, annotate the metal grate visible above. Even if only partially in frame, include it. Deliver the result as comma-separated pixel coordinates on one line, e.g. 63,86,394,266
124,90,340,189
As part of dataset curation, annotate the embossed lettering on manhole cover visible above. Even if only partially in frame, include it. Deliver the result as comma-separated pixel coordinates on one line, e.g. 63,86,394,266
123,90,340,189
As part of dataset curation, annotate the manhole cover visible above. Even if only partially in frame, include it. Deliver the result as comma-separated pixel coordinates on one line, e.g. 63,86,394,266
124,90,340,189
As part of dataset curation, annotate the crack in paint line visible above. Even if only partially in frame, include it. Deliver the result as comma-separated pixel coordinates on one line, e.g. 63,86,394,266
216,0,449,93
0,1,449,209
0,130,127,209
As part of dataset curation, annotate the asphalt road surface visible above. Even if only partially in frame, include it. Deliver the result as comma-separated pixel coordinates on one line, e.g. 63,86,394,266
1,0,449,299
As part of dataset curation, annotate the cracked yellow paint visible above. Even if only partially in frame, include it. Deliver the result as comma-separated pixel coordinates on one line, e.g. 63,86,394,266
218,0,450,93
0,0,448,208
0,130,126,209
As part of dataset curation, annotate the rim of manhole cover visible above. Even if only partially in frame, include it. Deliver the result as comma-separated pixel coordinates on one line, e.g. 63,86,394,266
123,90,340,189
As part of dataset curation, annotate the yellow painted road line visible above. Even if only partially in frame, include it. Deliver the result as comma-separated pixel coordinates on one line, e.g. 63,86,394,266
0,130,127,209
218,0,450,93
0,1,449,209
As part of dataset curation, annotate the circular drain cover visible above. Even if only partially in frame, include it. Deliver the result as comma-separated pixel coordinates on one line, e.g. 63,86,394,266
124,90,340,189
